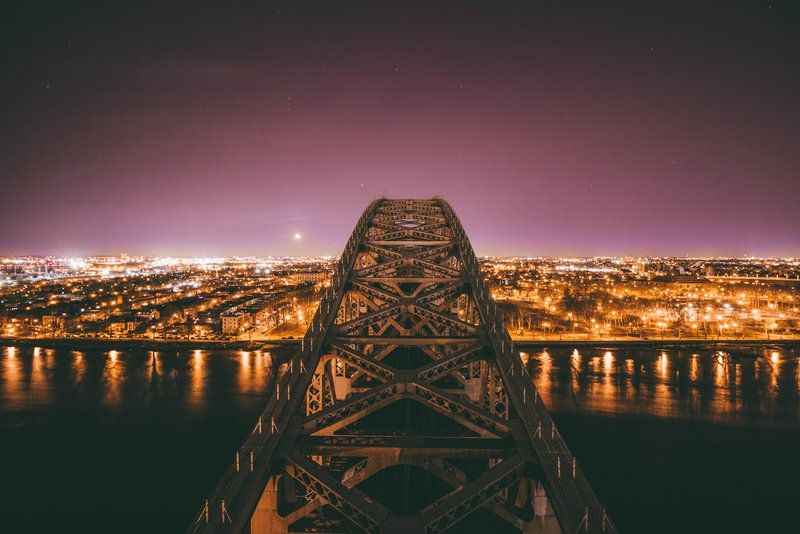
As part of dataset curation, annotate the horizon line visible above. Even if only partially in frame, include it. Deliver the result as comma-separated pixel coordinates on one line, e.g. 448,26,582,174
1,254,799,261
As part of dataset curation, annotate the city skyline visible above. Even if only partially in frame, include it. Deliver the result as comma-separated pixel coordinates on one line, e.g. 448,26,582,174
2,253,800,261
2,2,799,257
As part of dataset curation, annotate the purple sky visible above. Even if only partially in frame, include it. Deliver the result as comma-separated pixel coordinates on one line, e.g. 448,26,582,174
1,2,798,257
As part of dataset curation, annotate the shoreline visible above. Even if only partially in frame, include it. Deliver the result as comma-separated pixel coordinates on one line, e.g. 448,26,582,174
0,336,266,352
2,335,798,353
514,338,800,351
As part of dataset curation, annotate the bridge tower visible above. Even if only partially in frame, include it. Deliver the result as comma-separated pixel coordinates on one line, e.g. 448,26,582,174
190,198,614,534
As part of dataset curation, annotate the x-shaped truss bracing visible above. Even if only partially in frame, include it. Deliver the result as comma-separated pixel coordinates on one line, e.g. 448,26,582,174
189,198,615,534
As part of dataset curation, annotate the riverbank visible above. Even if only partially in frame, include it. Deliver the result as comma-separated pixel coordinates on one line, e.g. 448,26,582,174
514,338,800,355
2,335,799,353
0,336,265,352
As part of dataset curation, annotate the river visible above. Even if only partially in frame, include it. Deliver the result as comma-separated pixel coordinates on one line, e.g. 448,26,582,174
1,346,798,532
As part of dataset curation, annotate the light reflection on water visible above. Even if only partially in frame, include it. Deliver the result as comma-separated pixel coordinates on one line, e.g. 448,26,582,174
2,345,798,426
0,346,277,414
1,345,797,533
527,347,800,425
0,345,285,533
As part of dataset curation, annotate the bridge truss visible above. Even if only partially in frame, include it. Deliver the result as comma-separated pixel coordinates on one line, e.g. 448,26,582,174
190,198,615,534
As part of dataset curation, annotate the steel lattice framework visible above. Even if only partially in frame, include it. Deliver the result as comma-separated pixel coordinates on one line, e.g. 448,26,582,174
189,198,615,534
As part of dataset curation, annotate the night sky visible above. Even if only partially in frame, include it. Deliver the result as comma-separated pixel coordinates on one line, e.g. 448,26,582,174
2,1,798,257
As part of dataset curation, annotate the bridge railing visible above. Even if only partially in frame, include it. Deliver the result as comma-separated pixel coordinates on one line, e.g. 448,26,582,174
438,198,616,534
187,199,381,533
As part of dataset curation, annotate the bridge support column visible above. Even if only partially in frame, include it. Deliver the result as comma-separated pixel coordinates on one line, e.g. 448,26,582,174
522,481,560,533
332,374,352,400
464,377,482,402
250,475,288,534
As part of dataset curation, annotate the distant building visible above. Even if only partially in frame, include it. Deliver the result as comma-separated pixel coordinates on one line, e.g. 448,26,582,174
42,314,66,331
221,313,244,335
135,309,160,321
294,270,328,284
219,292,291,335
108,318,142,334
80,310,109,322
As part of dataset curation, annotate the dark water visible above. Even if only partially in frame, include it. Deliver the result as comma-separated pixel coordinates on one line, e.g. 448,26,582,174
1,346,799,533
0,348,275,533
527,347,800,533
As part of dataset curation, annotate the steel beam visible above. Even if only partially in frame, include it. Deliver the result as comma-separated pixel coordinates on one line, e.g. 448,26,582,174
188,198,614,534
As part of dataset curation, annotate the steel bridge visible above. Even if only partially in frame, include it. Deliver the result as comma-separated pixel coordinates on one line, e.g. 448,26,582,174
189,198,615,534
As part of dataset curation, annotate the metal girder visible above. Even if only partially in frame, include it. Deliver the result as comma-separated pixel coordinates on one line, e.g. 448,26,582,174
337,304,404,333
362,242,405,260
303,382,399,435
415,282,463,306
408,382,510,437
407,229,450,242
407,257,461,277
296,435,515,457
379,212,445,224
417,456,529,531
356,277,461,285
302,379,509,438
286,453,391,534
418,456,525,534
408,304,478,334
416,345,483,382
334,336,482,345
349,281,401,305
366,240,452,247
330,343,396,382
355,258,406,278
188,198,615,534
